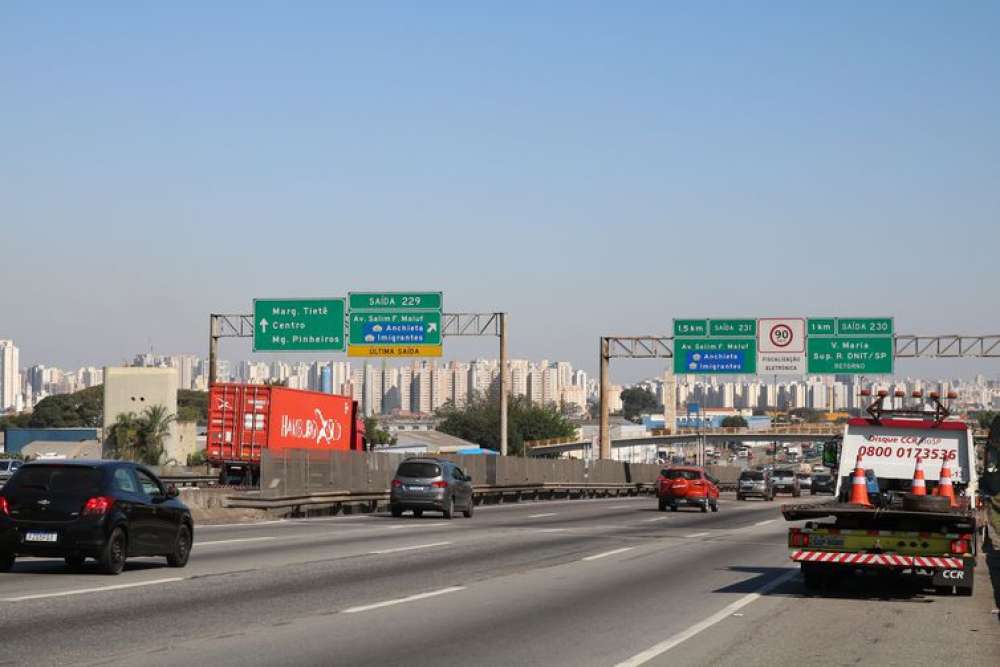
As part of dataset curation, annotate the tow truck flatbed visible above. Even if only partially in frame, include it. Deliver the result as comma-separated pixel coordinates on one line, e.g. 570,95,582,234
781,501,976,527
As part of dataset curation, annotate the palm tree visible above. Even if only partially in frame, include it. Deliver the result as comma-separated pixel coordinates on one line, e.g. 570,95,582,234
136,405,175,466
110,412,140,460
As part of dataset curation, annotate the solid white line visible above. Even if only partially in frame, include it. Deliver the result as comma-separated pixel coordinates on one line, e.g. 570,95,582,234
3,577,184,602
342,586,466,614
581,547,634,562
528,513,558,518
754,520,776,527
195,537,277,547
642,516,670,522
613,569,798,667
534,528,569,533
370,541,452,555
385,523,446,530
685,532,711,538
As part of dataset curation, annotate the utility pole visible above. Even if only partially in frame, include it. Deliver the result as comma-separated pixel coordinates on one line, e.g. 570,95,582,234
499,312,508,456
208,315,219,386
599,337,610,459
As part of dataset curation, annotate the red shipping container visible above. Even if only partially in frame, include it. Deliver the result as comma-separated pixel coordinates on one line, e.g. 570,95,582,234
206,383,363,466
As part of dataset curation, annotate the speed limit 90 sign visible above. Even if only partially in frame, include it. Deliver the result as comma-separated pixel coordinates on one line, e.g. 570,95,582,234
758,318,805,353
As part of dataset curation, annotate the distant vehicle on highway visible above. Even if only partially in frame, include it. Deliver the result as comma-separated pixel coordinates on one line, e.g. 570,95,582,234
0,460,192,575
771,468,801,497
0,459,22,483
736,469,774,501
809,473,835,495
390,458,474,519
795,472,812,491
657,466,720,513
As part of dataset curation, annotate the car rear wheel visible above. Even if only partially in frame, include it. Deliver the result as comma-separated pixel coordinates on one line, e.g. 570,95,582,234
391,505,403,518
700,503,708,513
736,494,744,501
710,500,719,512
167,525,191,568
463,501,473,518
658,498,668,512
669,504,677,512
0,552,14,572
443,497,454,519
98,527,127,575
413,509,423,518
65,554,86,571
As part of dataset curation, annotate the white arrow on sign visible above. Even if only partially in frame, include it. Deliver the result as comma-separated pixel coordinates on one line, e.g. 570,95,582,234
259,318,269,333
427,322,438,333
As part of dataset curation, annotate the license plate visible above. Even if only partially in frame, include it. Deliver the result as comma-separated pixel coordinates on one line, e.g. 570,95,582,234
25,531,58,543
406,485,428,492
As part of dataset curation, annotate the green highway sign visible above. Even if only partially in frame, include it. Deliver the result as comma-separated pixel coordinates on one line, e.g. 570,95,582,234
348,292,443,357
252,298,346,352
673,338,757,374
709,319,756,337
807,336,893,374
349,292,442,312
807,319,836,336
836,317,893,336
673,319,708,336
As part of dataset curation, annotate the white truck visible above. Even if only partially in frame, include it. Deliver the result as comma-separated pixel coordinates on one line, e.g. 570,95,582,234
783,391,980,595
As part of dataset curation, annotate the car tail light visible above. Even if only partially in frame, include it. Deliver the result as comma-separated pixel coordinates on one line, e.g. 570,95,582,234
83,496,115,516
391,479,402,487
789,529,810,547
431,481,449,488
950,537,971,555
0,497,9,516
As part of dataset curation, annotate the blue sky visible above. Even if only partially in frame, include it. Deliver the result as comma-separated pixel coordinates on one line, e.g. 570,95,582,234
3,2,999,381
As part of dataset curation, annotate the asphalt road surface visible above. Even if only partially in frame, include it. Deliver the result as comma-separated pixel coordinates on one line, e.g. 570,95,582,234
1,494,997,666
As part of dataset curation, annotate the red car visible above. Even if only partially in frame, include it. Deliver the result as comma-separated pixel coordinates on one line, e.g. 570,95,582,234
657,466,720,513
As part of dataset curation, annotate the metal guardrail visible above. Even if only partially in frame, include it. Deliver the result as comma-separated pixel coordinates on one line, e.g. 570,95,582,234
161,474,218,488
226,482,656,512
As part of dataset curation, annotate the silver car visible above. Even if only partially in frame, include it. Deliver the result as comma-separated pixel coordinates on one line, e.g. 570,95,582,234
390,458,474,519
0,459,22,484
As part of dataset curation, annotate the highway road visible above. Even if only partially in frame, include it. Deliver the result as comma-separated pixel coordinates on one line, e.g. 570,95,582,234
1,494,997,666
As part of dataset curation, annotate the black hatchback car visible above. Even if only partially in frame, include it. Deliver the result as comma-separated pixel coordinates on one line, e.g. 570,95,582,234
0,460,193,575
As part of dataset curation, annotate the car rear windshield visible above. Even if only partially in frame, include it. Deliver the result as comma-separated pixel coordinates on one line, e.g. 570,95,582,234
662,469,700,480
773,471,794,479
5,466,104,495
812,475,832,481
740,471,764,480
0,461,11,471
397,462,441,478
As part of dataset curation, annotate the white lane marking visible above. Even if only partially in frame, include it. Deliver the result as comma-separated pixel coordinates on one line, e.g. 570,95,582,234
642,516,670,522
685,532,711,538
369,541,452,555
195,537,277,547
385,523,447,530
342,586,465,614
613,569,798,666
3,577,184,602
534,528,569,533
753,520,776,527
198,520,289,529
581,547,634,562
528,513,558,518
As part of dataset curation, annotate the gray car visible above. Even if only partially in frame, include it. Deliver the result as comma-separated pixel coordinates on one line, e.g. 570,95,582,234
0,459,22,484
390,458,474,519
736,469,774,501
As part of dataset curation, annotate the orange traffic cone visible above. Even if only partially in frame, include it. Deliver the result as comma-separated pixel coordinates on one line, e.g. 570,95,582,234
910,455,927,496
848,453,872,507
934,458,957,508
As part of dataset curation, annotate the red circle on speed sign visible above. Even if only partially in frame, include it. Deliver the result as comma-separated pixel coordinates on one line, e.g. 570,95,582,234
769,324,793,348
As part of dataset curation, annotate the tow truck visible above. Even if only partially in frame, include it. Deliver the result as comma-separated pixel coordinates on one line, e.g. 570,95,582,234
782,389,980,595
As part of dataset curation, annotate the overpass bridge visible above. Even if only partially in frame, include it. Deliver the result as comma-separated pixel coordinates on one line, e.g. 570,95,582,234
527,425,840,457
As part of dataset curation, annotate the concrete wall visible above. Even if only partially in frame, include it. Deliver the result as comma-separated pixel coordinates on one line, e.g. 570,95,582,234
102,367,178,459
167,421,198,466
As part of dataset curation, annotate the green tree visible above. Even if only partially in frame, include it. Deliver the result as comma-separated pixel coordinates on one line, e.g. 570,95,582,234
436,386,576,456
108,405,175,465
721,415,748,428
177,390,208,423
974,411,997,430
363,415,395,446
619,387,659,423
26,385,103,428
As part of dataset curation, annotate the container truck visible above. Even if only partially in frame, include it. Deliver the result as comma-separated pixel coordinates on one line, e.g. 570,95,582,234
206,384,366,485
782,390,980,595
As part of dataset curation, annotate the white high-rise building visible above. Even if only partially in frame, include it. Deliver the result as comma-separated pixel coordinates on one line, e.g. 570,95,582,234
0,340,21,410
